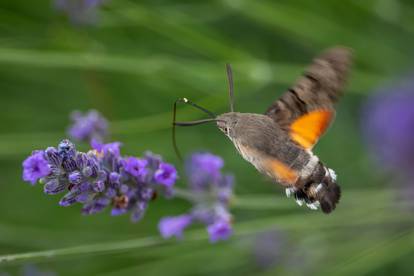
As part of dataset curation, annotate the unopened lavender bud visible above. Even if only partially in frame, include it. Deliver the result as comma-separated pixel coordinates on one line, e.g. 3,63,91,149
45,147,62,167
68,171,82,184
59,191,80,207
82,166,93,177
93,180,105,192
44,179,67,195
109,172,120,184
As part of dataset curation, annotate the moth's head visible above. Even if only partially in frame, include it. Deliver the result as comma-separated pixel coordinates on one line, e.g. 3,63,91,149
216,112,240,138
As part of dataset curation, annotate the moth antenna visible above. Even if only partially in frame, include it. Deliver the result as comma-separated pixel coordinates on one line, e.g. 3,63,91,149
179,98,216,118
226,63,235,112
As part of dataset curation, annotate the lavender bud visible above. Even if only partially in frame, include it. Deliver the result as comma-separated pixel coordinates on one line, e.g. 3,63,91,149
76,152,89,169
120,184,129,194
131,201,147,222
111,207,127,216
62,157,77,172
105,188,116,198
68,171,82,184
93,180,105,192
76,193,90,203
79,182,90,192
44,179,67,195
97,170,107,181
82,198,110,215
45,147,62,167
144,151,162,170
59,191,80,207
109,172,120,184
58,139,76,159
82,166,93,177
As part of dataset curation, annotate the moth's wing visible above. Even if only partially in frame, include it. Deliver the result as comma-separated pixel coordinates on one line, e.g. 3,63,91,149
265,47,352,149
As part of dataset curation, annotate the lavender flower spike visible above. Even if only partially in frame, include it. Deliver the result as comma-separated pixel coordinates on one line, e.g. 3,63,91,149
159,152,235,243
22,139,178,222
68,109,108,143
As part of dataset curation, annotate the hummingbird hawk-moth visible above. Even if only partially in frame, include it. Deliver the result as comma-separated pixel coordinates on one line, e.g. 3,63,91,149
173,47,352,214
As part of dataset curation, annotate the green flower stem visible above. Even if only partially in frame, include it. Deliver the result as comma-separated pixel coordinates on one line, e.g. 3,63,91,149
0,204,410,266
0,236,165,266
328,229,414,276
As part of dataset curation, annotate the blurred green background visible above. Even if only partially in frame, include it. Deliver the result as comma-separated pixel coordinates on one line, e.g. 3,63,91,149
1,0,414,275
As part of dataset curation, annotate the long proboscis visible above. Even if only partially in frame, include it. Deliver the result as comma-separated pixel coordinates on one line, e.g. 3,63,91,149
172,98,218,161
174,118,218,126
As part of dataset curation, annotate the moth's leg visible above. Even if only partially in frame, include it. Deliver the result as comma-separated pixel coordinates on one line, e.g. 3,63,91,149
289,180,320,210
285,187,296,197
306,201,320,210
293,189,308,206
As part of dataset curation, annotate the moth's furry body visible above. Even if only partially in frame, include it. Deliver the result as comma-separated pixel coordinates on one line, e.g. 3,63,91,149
174,46,351,214
217,112,341,213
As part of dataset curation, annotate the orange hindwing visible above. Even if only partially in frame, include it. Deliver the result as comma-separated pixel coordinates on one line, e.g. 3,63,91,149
289,110,334,149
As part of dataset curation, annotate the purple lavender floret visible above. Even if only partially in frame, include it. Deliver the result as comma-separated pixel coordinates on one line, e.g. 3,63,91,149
122,157,148,181
22,151,51,185
154,163,178,187
22,139,178,222
159,215,192,239
68,110,108,143
207,219,233,243
91,139,121,157
55,0,105,25
159,152,234,242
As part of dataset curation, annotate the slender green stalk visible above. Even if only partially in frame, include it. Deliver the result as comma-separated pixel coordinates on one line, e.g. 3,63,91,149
0,236,165,265
0,188,403,265
328,229,414,276
0,206,410,266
